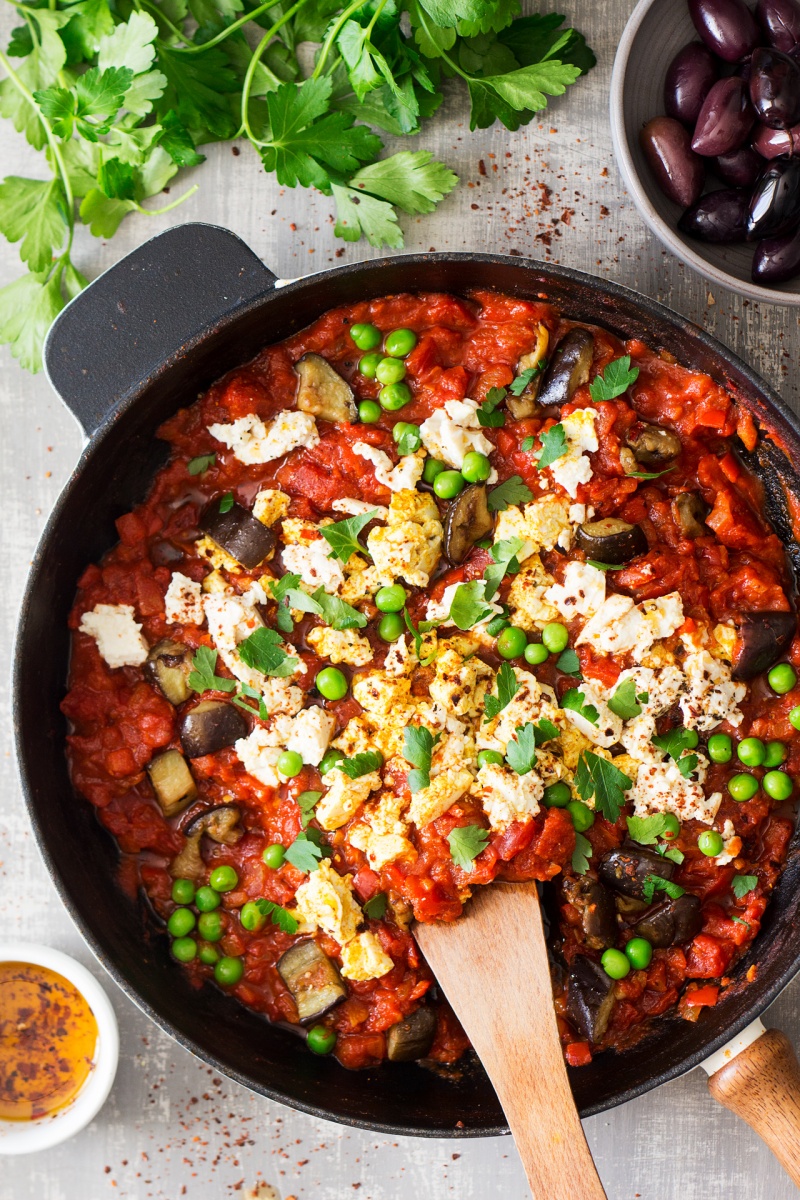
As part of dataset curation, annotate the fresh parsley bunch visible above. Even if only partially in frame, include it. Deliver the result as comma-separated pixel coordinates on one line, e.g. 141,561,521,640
0,0,593,373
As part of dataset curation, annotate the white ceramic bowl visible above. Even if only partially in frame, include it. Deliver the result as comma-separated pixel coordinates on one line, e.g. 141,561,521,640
0,944,119,1154
610,0,800,305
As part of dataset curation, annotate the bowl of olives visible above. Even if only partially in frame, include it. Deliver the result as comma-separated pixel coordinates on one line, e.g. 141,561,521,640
611,0,800,302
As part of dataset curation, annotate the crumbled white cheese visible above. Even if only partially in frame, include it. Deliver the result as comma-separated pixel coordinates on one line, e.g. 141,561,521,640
352,443,424,493
549,408,598,498
339,931,394,981
641,593,685,642
419,402,496,475
292,859,363,947
545,561,607,619
79,603,149,669
203,590,267,690
164,572,204,626
478,667,547,753
234,720,293,788
281,533,345,594
631,756,722,826
286,705,335,766
252,488,291,526
575,590,684,661
430,644,492,718
315,767,382,831
307,626,373,667
506,554,559,632
474,762,542,831
679,646,746,730
367,489,442,588
406,766,473,827
715,818,743,866
493,495,572,562
260,676,305,717
349,789,415,869
208,410,319,464
331,497,389,520
562,681,623,748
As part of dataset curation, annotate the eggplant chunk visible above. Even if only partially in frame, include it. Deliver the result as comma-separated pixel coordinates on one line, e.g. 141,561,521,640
145,638,194,705
147,749,197,817
598,845,675,900
625,423,682,466
672,492,710,539
536,329,594,409
386,1006,438,1062
169,832,204,880
444,484,494,564
731,611,797,680
634,894,702,949
575,518,648,566
180,700,247,758
183,803,243,845
296,353,357,424
562,877,617,950
567,956,616,1043
277,939,347,1023
201,501,276,570
507,324,550,419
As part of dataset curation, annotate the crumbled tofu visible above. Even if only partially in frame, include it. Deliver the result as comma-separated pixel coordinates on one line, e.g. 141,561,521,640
352,669,412,717
679,647,746,730
575,593,647,657
307,626,373,667
195,534,241,574
641,593,685,642
332,497,389,520
339,931,394,981
286,705,335,765
631,756,722,826
367,489,443,587
506,554,560,632
383,634,415,677
352,443,425,493
292,860,363,947
164,572,204,626
559,722,610,772
281,533,346,594
349,789,415,869
203,589,267,690
545,561,607,619
430,644,492,718
208,410,319,465
333,715,378,759
253,488,291,526
561,681,623,748
340,558,381,605
315,768,382,831
549,408,598,498
419,402,496,473
202,569,229,594
407,767,473,827
234,721,293,787
711,622,737,662
494,495,572,561
474,762,542,831
479,667,545,752
260,675,305,717
426,580,504,626
79,603,149,669
431,729,477,777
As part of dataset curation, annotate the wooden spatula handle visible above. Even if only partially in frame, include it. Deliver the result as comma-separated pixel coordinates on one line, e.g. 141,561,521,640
415,884,606,1200
707,1028,800,1186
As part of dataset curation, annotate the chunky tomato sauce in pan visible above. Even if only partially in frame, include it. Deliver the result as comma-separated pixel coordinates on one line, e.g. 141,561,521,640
64,290,799,1072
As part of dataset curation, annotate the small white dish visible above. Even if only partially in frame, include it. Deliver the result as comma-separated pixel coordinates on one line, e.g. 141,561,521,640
0,943,119,1155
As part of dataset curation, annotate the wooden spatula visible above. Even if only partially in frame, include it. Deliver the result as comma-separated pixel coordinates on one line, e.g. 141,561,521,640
415,881,607,1200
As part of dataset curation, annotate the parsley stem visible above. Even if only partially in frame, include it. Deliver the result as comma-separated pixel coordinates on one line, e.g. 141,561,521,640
133,183,200,216
154,0,288,54
412,6,470,80
312,0,364,79
240,0,311,142
137,0,190,43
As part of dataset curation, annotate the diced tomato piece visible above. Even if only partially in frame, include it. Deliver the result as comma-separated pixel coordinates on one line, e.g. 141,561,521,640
684,984,719,1008
565,1042,593,1068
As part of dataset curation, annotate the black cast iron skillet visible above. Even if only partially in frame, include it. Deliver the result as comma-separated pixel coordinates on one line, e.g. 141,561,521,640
14,222,800,1137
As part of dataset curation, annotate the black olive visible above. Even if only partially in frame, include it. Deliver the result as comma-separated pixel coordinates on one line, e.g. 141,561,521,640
634,894,703,948
575,518,648,565
747,158,800,241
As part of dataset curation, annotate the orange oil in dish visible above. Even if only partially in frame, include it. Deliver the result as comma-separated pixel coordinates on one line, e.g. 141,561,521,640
0,961,98,1120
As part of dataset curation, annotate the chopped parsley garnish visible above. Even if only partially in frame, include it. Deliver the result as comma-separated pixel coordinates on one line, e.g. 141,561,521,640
533,719,560,745
587,560,625,572
187,453,216,476
395,426,422,456
483,536,525,601
642,875,685,903
187,645,237,694
575,751,632,824
588,355,639,402
732,874,758,899
218,492,234,514
285,832,324,873
402,607,439,665
627,813,677,845
537,423,569,470
505,722,537,776
651,726,698,777
476,386,507,428
296,790,322,829
556,647,581,677
313,588,367,631
572,831,592,875
484,661,520,722
521,436,536,452
561,688,599,726
627,466,676,481
487,475,533,513
363,893,388,919
238,627,298,678
253,898,298,934
319,510,377,563
338,750,384,779
608,678,647,720
659,844,685,865
449,580,495,630
269,573,320,632
404,725,441,794
509,362,546,396
231,682,269,721
448,824,490,871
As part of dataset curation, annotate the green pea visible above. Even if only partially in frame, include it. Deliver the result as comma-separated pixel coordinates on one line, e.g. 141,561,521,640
375,357,407,386
378,612,405,642
698,830,724,857
524,642,549,666
198,944,220,966
240,900,267,932
433,470,466,499
350,322,381,351
197,911,223,942
384,328,417,358
195,885,221,912
306,1024,337,1055
375,584,407,613
392,422,421,452
277,750,304,778
601,948,630,980
358,398,382,423
319,749,345,776
477,749,504,769
171,878,195,905
567,800,595,832
728,773,759,802
683,729,699,749
171,936,197,963
262,843,286,869
497,626,527,660
790,706,800,732
763,769,794,800
358,353,383,380
168,907,196,938
624,938,652,971
486,615,510,637
708,733,733,763
214,956,244,987
661,813,681,840
209,865,239,893
543,781,572,808
316,667,348,701
542,623,569,654
737,737,766,767
379,382,411,411
461,451,492,483
769,662,797,694
764,740,788,768
423,457,446,485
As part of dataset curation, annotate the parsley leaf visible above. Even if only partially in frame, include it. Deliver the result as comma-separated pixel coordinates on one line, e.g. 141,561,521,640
660,844,685,865
732,874,758,899
556,648,581,677
483,536,525,601
467,61,582,132
319,509,377,563
231,682,269,721
561,688,599,726
651,727,698,762
572,831,592,875
487,475,533,512
338,751,384,779
505,722,537,775
403,607,439,665
0,177,68,273
348,151,458,214
677,753,699,778
476,386,507,428
395,426,422,456
608,678,644,720
35,65,134,141
627,466,677,481
626,813,676,845
588,355,639,402
575,751,632,824
187,453,216,476
312,588,368,632
509,363,545,396
404,725,441,793
269,573,308,633
448,824,490,870
642,875,685,903
533,718,559,745
521,436,535,452
253,898,299,934
187,645,237,694
363,892,388,919
483,661,520,722
238,628,298,678
537,423,569,470
332,183,403,248
449,580,495,630
296,789,322,829
285,832,324,874
587,560,625,572
218,492,234,514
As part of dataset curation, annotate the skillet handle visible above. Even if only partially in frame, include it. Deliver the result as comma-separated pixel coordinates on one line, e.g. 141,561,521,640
43,222,277,438
707,1027,800,1186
